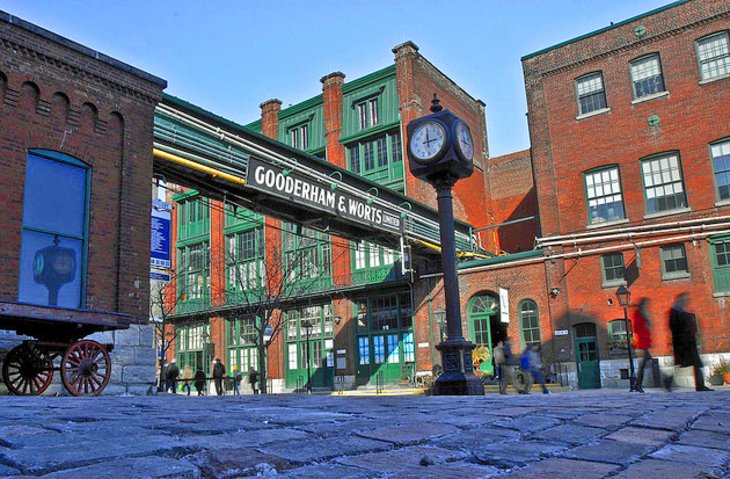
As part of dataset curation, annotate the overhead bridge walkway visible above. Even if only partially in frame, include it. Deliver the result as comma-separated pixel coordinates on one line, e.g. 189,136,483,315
152,94,485,258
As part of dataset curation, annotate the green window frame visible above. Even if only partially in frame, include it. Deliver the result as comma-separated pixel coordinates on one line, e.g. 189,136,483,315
355,293,412,334
710,235,730,293
226,316,259,374
601,252,625,286
226,227,264,293
288,123,309,151
576,72,607,115
641,153,687,214
176,321,211,375
630,53,666,99
346,131,404,189
519,300,541,348
282,223,331,284
608,319,627,345
177,241,210,312
711,139,730,201
18,150,90,309
660,243,689,279
696,32,730,81
584,166,625,225
177,196,209,239
357,97,379,130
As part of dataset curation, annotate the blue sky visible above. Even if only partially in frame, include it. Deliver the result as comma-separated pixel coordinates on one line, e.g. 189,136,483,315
2,1,672,156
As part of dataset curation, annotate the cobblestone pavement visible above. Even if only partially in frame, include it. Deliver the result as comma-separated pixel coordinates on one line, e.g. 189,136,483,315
1,388,729,478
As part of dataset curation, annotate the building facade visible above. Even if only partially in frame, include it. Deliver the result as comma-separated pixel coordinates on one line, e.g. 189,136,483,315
0,11,166,394
521,0,730,388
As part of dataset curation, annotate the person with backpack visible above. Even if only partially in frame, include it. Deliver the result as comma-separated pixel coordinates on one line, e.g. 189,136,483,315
249,368,259,394
194,366,206,396
166,359,179,394
232,366,242,395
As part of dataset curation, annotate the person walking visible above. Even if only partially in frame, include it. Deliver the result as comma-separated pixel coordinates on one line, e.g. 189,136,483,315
249,368,259,394
181,364,194,396
493,341,505,391
232,366,241,395
668,293,713,392
194,366,206,396
632,297,653,393
213,358,226,396
499,340,516,394
166,359,179,394
528,344,549,394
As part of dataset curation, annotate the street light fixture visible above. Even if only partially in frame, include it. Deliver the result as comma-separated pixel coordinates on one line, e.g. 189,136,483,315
615,285,636,392
301,319,313,394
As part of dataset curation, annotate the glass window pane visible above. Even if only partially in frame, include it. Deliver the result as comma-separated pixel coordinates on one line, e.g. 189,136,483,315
18,230,83,308
23,154,86,236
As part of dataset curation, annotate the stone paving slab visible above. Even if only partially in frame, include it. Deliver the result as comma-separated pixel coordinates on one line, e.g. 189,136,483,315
0,389,728,477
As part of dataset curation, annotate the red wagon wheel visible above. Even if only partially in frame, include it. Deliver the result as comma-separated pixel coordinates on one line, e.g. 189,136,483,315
61,340,111,396
1,343,54,396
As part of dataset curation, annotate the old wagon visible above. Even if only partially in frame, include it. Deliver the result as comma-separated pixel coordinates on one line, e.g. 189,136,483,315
0,300,130,396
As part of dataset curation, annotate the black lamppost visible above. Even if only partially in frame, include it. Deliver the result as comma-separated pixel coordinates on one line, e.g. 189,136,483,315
406,95,484,396
301,319,313,394
616,285,636,392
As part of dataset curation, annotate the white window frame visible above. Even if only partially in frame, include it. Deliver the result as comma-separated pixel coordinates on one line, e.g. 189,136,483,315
630,54,666,99
576,72,608,115
697,32,730,82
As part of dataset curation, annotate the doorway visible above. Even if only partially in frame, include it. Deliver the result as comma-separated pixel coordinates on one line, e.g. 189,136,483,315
574,322,601,389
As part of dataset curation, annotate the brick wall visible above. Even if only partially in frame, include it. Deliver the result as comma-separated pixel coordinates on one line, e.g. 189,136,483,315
0,12,165,394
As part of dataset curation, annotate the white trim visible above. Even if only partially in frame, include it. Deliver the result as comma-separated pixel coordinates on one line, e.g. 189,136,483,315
586,218,630,230
699,73,730,85
576,107,611,120
713,291,730,298
643,207,692,220
715,199,730,207
631,91,669,104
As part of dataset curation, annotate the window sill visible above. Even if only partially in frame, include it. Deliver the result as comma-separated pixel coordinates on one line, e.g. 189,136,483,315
586,218,630,230
602,281,626,289
643,207,692,220
699,73,730,86
715,199,730,208
662,273,691,281
576,108,611,121
631,91,669,104
712,291,730,298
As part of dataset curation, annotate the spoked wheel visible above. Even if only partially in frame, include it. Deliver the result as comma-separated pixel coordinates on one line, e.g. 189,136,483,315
1,342,54,395
61,340,111,396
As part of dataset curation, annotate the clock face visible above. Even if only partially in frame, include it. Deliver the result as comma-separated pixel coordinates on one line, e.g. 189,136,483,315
409,121,447,163
454,121,474,161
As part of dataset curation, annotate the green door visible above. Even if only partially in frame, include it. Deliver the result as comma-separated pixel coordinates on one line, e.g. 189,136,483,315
356,332,415,385
574,323,601,389
468,294,499,377
284,305,335,390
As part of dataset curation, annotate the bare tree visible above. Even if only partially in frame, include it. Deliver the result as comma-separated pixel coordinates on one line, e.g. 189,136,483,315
223,222,346,394
149,268,188,390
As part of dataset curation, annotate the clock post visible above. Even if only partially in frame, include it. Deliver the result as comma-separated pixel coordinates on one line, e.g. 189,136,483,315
407,95,484,396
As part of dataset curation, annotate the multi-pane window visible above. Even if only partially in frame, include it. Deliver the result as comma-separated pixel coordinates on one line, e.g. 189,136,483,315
608,320,627,344
18,151,88,309
283,223,331,282
362,293,412,333
630,54,666,98
601,252,625,285
661,244,689,279
711,236,730,292
357,98,379,130
697,32,730,81
711,140,730,201
226,227,264,291
178,242,210,302
585,167,625,224
519,300,541,348
347,132,402,175
178,196,209,239
641,154,687,214
177,322,210,375
289,123,309,150
353,241,396,271
576,72,607,115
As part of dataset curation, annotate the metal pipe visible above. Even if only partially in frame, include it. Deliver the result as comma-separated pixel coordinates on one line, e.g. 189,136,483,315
473,216,535,232
537,215,730,245
152,148,245,185
539,221,730,248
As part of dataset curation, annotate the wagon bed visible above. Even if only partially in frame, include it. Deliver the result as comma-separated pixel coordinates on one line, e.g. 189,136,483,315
0,300,131,396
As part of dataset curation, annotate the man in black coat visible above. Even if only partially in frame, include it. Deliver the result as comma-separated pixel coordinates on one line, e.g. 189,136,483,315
668,293,713,392
166,360,180,394
213,358,226,396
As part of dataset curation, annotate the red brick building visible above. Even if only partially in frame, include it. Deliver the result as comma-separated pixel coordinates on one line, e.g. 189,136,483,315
521,0,730,389
0,11,166,394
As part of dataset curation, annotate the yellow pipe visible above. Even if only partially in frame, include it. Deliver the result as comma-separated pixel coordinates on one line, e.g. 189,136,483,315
153,148,246,185
417,239,490,258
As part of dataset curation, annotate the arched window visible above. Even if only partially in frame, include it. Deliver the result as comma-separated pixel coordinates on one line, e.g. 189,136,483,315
469,294,498,346
519,300,541,348
17,150,89,308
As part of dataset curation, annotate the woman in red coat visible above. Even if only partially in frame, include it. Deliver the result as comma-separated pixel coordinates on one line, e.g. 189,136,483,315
632,297,652,393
